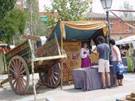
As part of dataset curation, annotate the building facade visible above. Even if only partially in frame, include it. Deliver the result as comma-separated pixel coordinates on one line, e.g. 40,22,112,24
87,12,135,40
16,1,135,40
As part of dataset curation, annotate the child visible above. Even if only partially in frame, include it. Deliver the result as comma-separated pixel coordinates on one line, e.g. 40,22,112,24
116,63,124,86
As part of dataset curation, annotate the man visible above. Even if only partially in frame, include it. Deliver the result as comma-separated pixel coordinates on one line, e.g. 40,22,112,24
110,39,123,86
96,36,111,88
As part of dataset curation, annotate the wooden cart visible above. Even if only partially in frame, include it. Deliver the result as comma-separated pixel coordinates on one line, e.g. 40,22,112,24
1,21,108,95
4,36,66,95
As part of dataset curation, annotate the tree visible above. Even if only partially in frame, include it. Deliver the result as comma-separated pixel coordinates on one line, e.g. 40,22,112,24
51,0,90,21
0,0,16,19
26,0,48,36
0,8,27,44
44,0,91,29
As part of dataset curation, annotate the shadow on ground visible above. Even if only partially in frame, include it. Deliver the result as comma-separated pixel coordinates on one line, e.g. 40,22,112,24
63,88,83,93
0,85,54,101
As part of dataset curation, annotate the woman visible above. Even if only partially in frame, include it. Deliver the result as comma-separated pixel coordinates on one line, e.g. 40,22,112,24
80,43,91,68
110,39,123,86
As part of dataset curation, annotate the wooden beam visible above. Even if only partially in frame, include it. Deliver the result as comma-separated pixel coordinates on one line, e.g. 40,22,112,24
110,9,135,12
33,54,67,62
22,35,40,40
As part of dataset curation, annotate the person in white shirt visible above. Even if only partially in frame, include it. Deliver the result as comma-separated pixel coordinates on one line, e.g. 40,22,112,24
110,39,123,86
80,43,91,68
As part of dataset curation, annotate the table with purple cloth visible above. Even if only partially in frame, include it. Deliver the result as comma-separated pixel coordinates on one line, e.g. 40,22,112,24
72,66,114,91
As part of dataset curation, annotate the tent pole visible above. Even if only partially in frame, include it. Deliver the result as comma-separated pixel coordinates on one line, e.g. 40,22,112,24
60,21,64,90
29,1,37,100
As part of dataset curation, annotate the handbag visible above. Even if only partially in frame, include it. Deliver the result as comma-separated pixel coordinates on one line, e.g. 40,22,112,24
116,63,125,75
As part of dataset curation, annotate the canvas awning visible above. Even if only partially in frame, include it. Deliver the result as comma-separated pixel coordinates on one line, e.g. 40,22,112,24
51,21,109,41
116,35,135,45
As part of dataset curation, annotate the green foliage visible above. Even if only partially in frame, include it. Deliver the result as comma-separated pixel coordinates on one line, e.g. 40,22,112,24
0,8,27,44
0,0,16,19
26,0,48,36
52,0,89,21
45,0,90,30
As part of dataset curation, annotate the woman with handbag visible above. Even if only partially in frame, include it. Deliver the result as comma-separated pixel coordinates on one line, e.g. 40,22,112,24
110,39,124,86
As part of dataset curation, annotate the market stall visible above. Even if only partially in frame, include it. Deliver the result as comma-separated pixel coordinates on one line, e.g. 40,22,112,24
50,21,109,83
0,21,110,94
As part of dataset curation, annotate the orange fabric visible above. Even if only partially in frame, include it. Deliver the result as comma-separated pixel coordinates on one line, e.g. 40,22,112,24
60,21,109,38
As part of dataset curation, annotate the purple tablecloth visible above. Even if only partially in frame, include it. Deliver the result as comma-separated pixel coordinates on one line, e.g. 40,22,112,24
72,67,114,91
72,67,101,91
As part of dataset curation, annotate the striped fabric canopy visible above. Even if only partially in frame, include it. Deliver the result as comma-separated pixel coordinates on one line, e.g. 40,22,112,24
52,21,109,41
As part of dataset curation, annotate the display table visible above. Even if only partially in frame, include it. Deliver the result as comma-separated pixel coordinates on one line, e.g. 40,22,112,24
72,66,114,91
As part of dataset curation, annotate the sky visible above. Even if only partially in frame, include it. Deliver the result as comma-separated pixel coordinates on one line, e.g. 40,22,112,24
39,0,135,14
39,0,53,12
92,0,135,13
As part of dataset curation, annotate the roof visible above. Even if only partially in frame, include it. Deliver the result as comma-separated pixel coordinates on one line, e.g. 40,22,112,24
86,12,115,19
86,12,135,21
51,21,108,41
116,35,135,45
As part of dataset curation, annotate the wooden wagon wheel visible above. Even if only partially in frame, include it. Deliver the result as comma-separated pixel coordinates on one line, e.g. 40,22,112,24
8,56,29,95
39,63,61,88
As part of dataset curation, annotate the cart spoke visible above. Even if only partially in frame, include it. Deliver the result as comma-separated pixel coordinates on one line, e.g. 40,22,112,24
19,63,23,72
17,79,21,91
54,72,59,75
19,68,25,75
17,78,24,92
12,59,17,68
49,78,52,86
15,59,20,72
18,74,24,78
13,80,17,88
51,76,55,85
18,79,22,92
15,80,19,92
19,78,25,90
16,79,21,93
12,80,17,86
9,67,16,74
21,78,27,85
53,74,58,81
10,63,15,69
16,59,20,66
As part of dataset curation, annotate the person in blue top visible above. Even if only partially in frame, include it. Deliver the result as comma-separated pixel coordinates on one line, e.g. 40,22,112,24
96,36,111,89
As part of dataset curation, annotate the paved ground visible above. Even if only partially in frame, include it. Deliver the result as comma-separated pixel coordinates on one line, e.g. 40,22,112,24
0,73,135,101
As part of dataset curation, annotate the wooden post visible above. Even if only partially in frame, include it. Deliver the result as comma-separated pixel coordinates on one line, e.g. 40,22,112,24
28,0,37,100
3,53,7,73
28,40,37,101
60,21,64,90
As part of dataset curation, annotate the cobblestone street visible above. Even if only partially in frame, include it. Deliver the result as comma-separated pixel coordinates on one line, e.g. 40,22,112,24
0,73,135,101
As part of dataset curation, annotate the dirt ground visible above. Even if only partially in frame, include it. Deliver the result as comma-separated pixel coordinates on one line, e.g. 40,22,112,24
0,73,135,101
